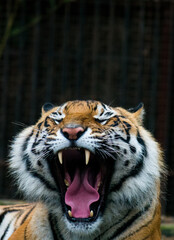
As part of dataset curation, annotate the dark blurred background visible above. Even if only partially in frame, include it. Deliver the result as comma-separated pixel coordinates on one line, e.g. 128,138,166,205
0,0,173,217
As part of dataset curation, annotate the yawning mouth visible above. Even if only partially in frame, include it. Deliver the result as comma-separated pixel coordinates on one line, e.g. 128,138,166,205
49,148,114,222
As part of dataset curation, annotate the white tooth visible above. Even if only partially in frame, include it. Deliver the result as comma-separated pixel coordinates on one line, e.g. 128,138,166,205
90,210,94,217
97,181,101,191
68,210,72,217
85,149,90,165
64,179,70,187
58,151,63,164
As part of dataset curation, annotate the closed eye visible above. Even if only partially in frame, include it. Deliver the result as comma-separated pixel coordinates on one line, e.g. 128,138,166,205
95,119,108,125
54,119,63,124
50,113,64,124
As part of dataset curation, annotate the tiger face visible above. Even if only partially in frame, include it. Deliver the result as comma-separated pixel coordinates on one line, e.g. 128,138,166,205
9,100,162,237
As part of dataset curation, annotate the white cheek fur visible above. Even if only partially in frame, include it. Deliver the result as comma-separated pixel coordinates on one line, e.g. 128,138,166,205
9,126,59,201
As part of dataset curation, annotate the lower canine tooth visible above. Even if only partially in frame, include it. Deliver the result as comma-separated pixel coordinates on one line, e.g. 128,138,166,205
64,179,70,187
68,210,72,217
90,210,94,217
97,181,101,190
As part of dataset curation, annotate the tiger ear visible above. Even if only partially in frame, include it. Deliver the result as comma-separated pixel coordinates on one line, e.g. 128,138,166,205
42,102,55,115
128,103,145,124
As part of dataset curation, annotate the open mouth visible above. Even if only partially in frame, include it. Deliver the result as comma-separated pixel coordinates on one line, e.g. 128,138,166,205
49,148,114,222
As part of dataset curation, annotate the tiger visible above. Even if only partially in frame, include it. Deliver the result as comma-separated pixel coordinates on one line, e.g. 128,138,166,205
0,100,165,240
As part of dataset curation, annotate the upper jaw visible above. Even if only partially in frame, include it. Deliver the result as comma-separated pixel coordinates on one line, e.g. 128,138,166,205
58,148,91,166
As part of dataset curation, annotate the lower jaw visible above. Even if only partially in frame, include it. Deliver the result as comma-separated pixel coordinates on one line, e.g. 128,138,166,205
47,201,102,234
64,215,102,235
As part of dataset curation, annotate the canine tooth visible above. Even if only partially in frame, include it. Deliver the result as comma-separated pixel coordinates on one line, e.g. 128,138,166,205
58,151,63,164
64,179,70,187
97,181,101,191
85,149,90,165
90,210,94,217
68,210,72,217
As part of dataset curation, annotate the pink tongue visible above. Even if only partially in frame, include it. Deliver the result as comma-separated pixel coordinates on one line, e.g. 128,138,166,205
65,169,100,218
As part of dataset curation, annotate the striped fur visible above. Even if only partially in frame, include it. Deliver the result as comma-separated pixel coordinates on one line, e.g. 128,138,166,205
0,100,165,239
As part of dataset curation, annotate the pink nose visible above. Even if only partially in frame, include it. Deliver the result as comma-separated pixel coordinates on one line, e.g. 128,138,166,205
62,127,85,140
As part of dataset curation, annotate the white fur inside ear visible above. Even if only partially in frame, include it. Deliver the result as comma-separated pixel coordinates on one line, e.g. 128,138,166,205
138,107,145,123
132,105,145,124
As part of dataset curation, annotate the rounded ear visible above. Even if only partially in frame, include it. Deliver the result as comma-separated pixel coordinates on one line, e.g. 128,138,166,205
128,103,145,124
42,102,55,115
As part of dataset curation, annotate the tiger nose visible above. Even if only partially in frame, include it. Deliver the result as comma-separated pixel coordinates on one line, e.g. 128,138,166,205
62,127,85,140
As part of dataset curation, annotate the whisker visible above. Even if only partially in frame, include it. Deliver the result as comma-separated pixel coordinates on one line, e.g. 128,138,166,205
11,121,28,128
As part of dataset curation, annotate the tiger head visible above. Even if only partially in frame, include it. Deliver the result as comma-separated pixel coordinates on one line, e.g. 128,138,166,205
9,100,163,236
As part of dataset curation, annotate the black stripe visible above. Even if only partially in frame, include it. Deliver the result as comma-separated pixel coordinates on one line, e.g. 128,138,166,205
3,204,30,210
110,156,144,193
31,135,43,155
110,121,119,127
94,209,132,240
14,211,25,226
24,224,28,240
142,235,150,240
0,211,19,240
137,131,147,157
48,214,59,240
94,104,98,111
32,139,43,153
1,222,11,240
77,102,85,108
0,212,7,225
31,172,57,191
0,207,34,239
23,153,57,192
104,112,113,117
109,115,122,127
20,205,35,225
92,129,103,134
123,121,131,129
24,154,32,169
119,125,130,143
37,121,43,129
121,206,156,240
109,204,150,239
45,138,56,142
118,115,126,119
48,213,64,240
44,116,51,128
0,210,18,225
128,103,143,113
22,128,41,156
64,104,68,111
130,145,136,154
109,130,146,193
23,130,34,152
23,207,36,240
113,118,131,143
86,100,91,110
101,103,107,110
